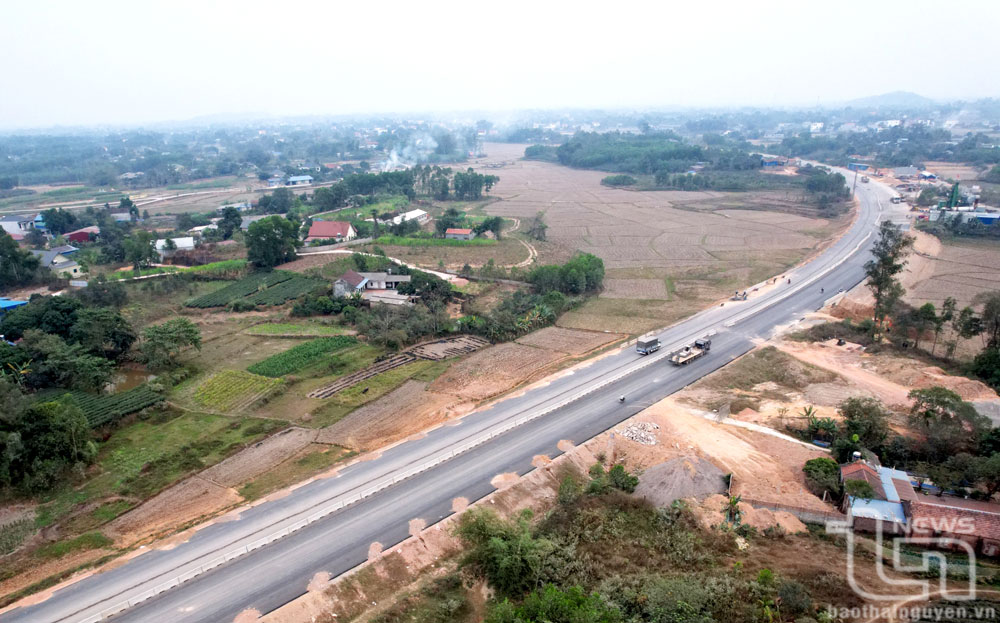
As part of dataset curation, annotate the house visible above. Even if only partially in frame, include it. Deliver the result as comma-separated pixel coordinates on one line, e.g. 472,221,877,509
305,221,356,243
287,175,313,186
0,214,36,237
445,227,475,241
893,166,919,179
0,298,28,317
840,458,1000,555
155,237,196,259
761,157,787,168
188,224,218,236
30,246,82,277
332,270,412,302
333,269,367,297
65,226,100,244
381,209,429,226
33,213,47,232
359,272,410,290
110,212,132,223
267,176,285,188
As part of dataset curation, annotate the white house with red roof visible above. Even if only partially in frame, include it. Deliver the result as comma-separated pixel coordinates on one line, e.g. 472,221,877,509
305,220,356,243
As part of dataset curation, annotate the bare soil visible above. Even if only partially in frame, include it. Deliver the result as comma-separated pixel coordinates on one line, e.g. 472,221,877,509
429,343,564,401
315,381,465,451
513,326,623,355
201,428,319,487
105,477,241,546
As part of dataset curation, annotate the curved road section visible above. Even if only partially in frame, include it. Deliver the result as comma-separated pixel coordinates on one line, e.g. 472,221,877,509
5,174,899,623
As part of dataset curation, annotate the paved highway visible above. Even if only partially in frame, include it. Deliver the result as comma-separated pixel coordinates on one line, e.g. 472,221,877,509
3,173,900,623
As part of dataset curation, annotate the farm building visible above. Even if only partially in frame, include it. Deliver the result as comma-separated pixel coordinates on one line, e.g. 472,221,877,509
333,270,366,297
840,459,1000,555
445,227,475,240
110,213,132,222
893,166,919,179
267,176,285,188
155,237,196,259
0,298,28,317
305,220,356,243
287,175,314,186
65,226,100,243
332,270,412,304
380,209,429,226
0,214,36,237
30,245,82,277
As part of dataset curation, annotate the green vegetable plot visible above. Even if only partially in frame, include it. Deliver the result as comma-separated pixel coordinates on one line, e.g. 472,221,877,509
247,336,357,377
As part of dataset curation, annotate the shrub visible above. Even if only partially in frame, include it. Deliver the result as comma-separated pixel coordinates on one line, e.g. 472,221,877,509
802,457,841,498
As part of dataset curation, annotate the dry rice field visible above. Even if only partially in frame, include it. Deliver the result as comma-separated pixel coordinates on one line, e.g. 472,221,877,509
906,238,1000,309
514,326,624,355
429,342,563,401
467,143,849,333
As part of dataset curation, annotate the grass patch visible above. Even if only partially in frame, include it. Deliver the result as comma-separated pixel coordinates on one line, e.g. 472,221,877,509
34,531,112,560
367,573,473,623
703,345,839,391
237,445,355,501
33,410,285,530
373,235,496,247
248,336,358,377
165,177,237,190
0,518,35,556
193,370,285,412
245,322,350,337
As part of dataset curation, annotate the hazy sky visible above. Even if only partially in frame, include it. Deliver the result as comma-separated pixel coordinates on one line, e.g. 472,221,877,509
3,0,999,129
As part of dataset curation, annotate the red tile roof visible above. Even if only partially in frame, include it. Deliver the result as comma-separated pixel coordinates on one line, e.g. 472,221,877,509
909,499,1000,541
337,270,366,288
841,462,886,500
445,228,472,235
307,221,352,239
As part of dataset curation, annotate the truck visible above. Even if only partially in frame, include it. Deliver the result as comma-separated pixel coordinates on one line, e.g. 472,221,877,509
668,338,711,365
636,335,660,355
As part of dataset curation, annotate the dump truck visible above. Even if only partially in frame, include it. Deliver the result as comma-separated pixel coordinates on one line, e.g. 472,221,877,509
668,338,711,365
636,335,660,355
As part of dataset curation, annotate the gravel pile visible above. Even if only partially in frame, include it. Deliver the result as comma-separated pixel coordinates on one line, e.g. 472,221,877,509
617,421,660,445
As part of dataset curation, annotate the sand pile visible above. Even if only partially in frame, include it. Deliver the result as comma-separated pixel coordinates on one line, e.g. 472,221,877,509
689,494,807,534
634,456,726,507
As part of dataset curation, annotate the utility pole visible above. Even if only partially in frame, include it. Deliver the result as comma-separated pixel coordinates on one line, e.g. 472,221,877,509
852,169,859,197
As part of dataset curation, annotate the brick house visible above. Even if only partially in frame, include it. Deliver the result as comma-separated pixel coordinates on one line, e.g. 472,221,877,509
305,221,356,243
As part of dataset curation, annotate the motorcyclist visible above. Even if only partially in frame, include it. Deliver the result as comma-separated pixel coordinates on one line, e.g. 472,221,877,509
619,395,625,403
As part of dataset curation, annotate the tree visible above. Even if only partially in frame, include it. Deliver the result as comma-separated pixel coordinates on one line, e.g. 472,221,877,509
974,291,1000,349
17,330,113,391
527,212,548,241
0,233,43,288
864,221,913,332
245,215,300,268
839,397,891,450
913,302,937,350
723,494,743,526
844,479,876,500
41,208,80,235
0,295,82,341
933,297,956,355
803,457,841,498
972,347,1000,391
456,508,558,597
69,308,136,361
123,231,158,269
141,318,201,370
909,386,989,460
73,274,128,308
974,453,1000,499
218,206,242,239
0,400,96,492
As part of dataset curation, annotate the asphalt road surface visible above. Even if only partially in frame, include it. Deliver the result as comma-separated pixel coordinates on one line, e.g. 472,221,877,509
3,173,900,623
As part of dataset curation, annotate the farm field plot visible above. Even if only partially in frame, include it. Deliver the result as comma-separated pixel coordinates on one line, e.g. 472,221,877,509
200,427,318,487
906,237,1000,310
275,254,354,275
247,336,357,377
358,236,532,271
184,271,292,308
514,326,624,355
244,322,352,337
429,342,563,401
48,386,164,427
463,143,849,333
193,370,285,413
316,380,461,451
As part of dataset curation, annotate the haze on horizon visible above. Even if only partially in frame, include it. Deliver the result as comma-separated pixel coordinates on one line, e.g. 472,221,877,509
3,0,999,130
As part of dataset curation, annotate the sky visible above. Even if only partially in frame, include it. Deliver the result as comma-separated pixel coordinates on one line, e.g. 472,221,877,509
2,0,999,129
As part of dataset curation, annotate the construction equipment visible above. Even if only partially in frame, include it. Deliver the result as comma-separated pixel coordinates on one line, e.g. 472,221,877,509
668,338,711,366
636,335,660,355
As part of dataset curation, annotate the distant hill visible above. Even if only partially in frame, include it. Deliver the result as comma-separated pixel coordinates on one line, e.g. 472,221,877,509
844,91,937,109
